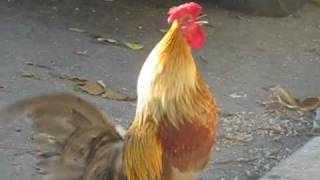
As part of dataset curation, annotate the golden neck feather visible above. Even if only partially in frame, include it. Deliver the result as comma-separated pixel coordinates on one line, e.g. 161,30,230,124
133,21,211,128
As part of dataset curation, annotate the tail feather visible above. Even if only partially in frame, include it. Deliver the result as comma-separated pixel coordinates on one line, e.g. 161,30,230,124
3,93,126,180
6,93,113,127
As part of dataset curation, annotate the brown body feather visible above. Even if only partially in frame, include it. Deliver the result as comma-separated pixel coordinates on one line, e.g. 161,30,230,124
159,110,217,179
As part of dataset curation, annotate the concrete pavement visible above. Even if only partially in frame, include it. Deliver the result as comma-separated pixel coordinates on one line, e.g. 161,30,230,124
261,137,320,180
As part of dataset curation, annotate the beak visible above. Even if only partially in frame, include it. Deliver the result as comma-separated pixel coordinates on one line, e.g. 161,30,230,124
196,14,209,25
198,14,208,19
196,20,209,25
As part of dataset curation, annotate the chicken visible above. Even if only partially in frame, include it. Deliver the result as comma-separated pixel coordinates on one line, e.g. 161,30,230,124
128,2,218,179
2,2,218,180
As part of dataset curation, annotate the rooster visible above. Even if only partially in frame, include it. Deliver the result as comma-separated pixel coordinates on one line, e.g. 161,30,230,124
2,2,218,180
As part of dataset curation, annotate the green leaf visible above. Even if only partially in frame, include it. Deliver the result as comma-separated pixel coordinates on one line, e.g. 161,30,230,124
124,42,144,50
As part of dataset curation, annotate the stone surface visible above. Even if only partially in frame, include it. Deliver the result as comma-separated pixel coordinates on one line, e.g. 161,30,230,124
261,137,320,180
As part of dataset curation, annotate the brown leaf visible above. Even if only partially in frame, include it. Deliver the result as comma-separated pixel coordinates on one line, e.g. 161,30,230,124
94,35,143,51
298,97,320,111
50,72,136,101
21,73,41,80
265,86,320,111
69,78,88,85
269,86,299,108
78,82,105,96
49,73,88,85
95,35,118,44
219,111,237,118
23,61,53,70
102,88,136,101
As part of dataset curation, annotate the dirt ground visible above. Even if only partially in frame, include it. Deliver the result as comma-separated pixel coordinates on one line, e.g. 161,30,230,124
0,0,319,180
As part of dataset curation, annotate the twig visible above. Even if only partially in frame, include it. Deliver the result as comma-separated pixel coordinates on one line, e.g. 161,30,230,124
215,157,258,165
23,61,53,70
199,55,208,64
220,135,251,143
0,145,32,151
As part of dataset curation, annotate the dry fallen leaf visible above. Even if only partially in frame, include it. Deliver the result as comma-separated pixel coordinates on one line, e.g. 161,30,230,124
102,88,136,101
68,27,87,33
77,80,136,101
49,73,88,85
97,80,107,88
21,73,41,80
229,93,247,99
94,35,143,51
77,81,105,96
51,73,136,102
23,61,52,70
124,42,144,50
269,86,299,108
264,86,320,111
94,35,118,44
75,50,88,56
70,78,88,85
219,111,237,118
97,37,118,44
298,97,320,111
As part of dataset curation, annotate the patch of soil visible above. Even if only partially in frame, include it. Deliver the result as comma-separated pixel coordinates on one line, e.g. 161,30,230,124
201,109,313,180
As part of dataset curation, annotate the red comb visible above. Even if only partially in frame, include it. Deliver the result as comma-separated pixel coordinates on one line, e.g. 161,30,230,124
168,2,202,24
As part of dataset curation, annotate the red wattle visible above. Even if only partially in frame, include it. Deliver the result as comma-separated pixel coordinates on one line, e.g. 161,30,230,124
185,24,205,49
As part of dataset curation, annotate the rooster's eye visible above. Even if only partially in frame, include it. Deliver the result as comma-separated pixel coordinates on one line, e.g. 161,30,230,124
179,15,194,26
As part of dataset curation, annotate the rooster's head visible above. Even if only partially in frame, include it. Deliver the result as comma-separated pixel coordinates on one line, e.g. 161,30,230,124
167,2,205,49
